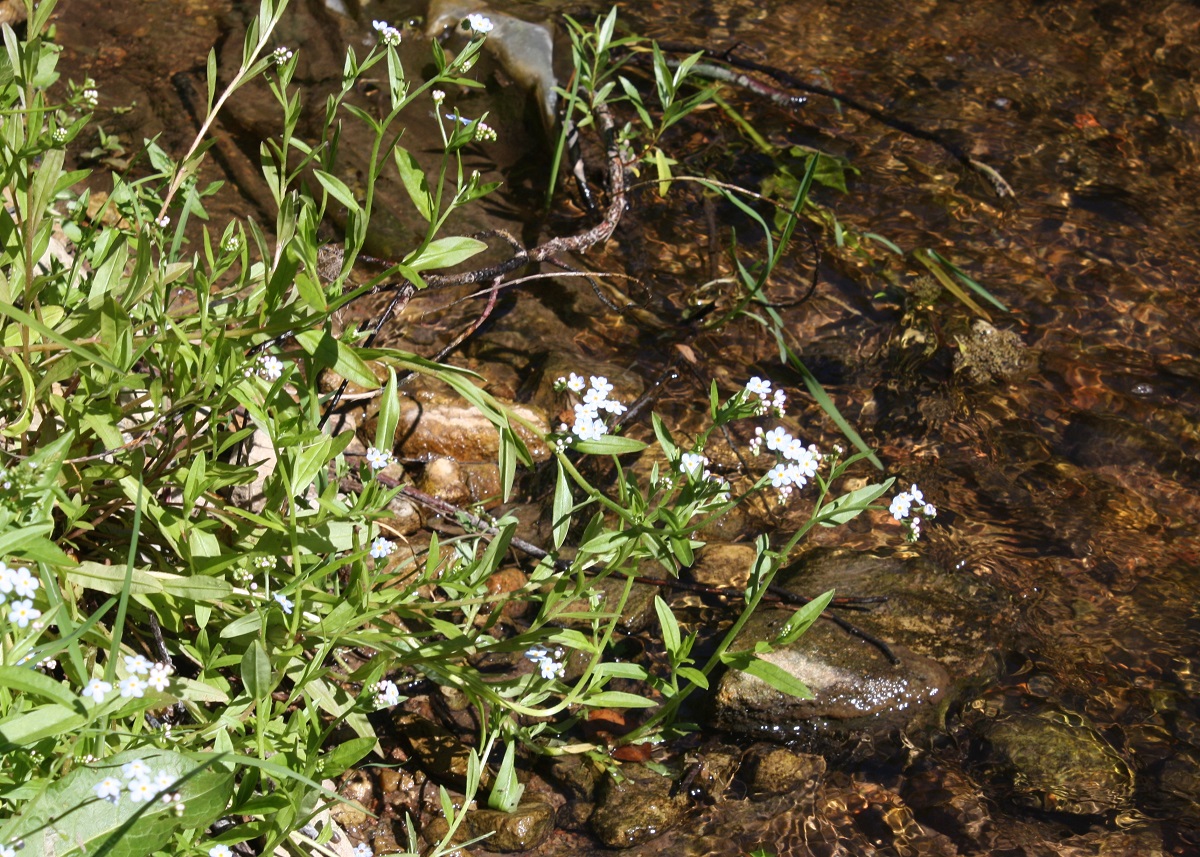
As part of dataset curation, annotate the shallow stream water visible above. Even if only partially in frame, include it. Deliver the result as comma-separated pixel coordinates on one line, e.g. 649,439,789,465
52,0,1200,854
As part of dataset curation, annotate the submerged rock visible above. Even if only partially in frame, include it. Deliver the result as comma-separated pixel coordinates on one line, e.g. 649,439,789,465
422,800,556,852
589,763,688,848
953,320,1036,384
712,548,1011,757
968,705,1136,816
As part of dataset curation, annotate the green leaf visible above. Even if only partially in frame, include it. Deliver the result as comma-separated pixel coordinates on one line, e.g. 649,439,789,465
294,329,379,389
585,691,657,708
374,365,399,452
393,146,434,222
816,479,894,526
651,413,677,460
313,169,361,213
773,589,835,645
322,737,376,778
653,596,681,658
6,748,234,857
572,435,647,456
0,667,87,713
241,640,274,700
676,666,709,689
741,656,813,699
0,703,87,749
404,236,487,272
487,741,524,812
551,461,572,550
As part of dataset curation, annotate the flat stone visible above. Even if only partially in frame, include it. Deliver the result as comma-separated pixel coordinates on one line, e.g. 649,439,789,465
589,764,687,848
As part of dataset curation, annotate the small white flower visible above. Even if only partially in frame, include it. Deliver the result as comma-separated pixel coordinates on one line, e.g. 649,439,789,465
474,121,497,142
254,556,273,570
766,463,791,489
128,777,155,802
118,676,146,698
889,492,913,521
763,427,793,452
370,536,395,559
95,776,122,803
772,388,787,414
538,658,565,680
146,667,171,692
271,46,294,66
258,354,284,381
679,453,708,479
122,759,151,780
923,502,937,518
745,377,771,398
11,566,38,598
598,398,627,415
273,592,294,614
788,446,819,479
374,679,401,708
908,484,924,506
82,88,99,108
372,19,402,46
81,678,113,703
152,770,175,791
353,844,374,857
432,89,446,105
464,12,494,35
156,215,170,229
582,386,608,406
209,846,233,857
525,645,549,662
8,598,40,628
124,654,152,676
565,372,586,392
589,376,614,397
365,446,392,470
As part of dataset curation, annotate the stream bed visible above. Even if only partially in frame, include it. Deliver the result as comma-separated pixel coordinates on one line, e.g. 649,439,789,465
51,0,1200,854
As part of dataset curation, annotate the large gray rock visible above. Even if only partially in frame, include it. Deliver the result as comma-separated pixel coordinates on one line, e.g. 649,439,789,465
712,548,1012,757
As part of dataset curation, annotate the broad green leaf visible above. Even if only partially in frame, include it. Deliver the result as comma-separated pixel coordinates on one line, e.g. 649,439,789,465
773,588,835,646
322,737,376,778
740,657,814,699
393,146,433,222
572,435,647,455
6,747,234,857
242,640,274,700
219,612,262,638
0,703,87,749
313,169,361,213
405,236,487,272
816,479,894,526
294,329,378,389
0,667,87,712
551,461,571,549
654,595,681,657
374,365,399,452
585,691,657,708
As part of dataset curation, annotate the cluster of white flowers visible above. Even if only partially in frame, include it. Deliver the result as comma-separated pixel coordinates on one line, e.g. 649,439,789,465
156,215,170,229
474,121,497,142
0,842,20,857
94,759,183,811
372,19,402,46
83,656,176,702
744,376,787,417
52,126,68,144
525,645,565,680
81,87,98,108
271,46,294,66
890,483,936,541
1,562,41,629
365,446,393,470
555,374,627,444
373,679,402,708
750,424,821,502
370,536,396,560
223,234,240,253
432,89,446,105
257,354,284,382
464,13,494,35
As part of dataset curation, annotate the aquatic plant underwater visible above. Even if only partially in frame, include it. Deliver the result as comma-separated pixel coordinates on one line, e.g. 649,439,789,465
0,1,989,854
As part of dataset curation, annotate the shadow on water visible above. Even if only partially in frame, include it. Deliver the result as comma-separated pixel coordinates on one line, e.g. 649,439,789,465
53,0,1200,853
